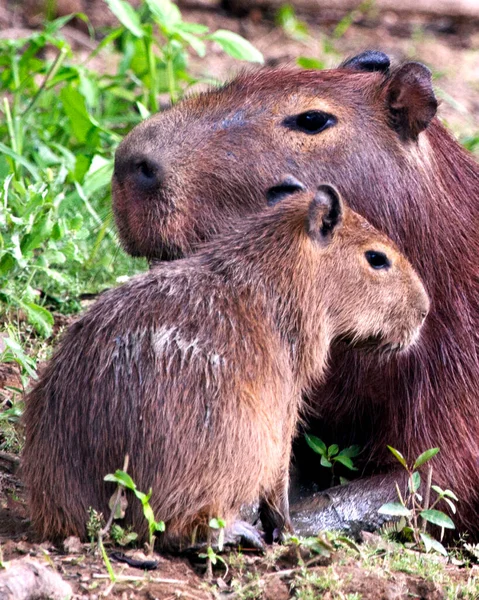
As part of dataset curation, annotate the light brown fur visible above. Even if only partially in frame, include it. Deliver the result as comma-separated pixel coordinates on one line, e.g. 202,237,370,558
23,184,428,548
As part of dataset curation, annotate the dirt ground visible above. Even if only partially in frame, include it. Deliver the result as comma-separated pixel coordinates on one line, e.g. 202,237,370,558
0,1,479,598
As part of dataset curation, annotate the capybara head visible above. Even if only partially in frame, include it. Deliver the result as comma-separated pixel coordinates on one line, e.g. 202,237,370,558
260,180,429,355
112,51,438,264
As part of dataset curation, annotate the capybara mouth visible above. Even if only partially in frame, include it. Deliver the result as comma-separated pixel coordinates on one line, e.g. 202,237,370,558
336,334,411,355
337,332,387,351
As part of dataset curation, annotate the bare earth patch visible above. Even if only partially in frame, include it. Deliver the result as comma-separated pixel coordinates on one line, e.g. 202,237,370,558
0,476,478,599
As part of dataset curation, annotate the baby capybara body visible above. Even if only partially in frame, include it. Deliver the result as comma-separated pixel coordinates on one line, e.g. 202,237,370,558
23,184,428,548
111,52,479,537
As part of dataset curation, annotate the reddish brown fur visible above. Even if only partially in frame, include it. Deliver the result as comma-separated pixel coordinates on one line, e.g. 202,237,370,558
22,186,428,548
110,57,479,537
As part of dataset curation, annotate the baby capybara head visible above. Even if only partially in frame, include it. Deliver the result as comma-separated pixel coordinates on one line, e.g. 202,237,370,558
265,179,429,352
112,51,437,261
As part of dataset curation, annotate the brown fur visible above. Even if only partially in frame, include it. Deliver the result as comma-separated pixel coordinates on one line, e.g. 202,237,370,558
22,185,428,548
111,55,479,537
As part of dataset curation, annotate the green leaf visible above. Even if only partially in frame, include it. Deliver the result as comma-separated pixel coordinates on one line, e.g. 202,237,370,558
387,446,407,469
82,155,114,196
0,141,41,181
207,30,264,63
413,448,440,469
420,509,455,529
146,0,181,31
305,434,326,456
21,215,53,254
378,502,412,517
175,31,206,57
443,489,459,502
19,301,54,337
105,0,144,37
104,470,137,491
1,336,37,378
43,250,66,265
409,471,421,494
420,532,448,556
297,56,325,70
217,526,224,551
175,21,209,34
136,102,151,120
209,518,221,529
333,455,357,471
320,456,332,468
143,503,155,525
337,445,361,458
207,546,217,564
60,85,99,145
154,520,165,532
444,498,457,514
328,444,339,457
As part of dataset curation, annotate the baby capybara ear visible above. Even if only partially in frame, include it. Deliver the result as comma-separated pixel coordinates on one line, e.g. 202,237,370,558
384,62,438,141
266,175,306,206
307,184,344,245
341,50,390,73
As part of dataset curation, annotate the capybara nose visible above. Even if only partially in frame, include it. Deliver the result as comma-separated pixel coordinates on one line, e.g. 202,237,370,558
114,151,165,192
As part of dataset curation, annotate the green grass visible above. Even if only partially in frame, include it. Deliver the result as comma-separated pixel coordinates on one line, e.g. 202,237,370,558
0,0,263,339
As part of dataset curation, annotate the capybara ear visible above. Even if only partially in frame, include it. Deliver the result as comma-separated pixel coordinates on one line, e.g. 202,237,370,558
307,184,343,245
341,51,390,73
384,62,437,141
266,175,306,206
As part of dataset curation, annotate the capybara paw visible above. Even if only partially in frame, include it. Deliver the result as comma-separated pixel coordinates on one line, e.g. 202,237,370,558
224,520,265,551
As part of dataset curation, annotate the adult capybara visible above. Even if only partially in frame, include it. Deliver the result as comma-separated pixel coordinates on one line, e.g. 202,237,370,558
23,181,429,548
111,51,479,538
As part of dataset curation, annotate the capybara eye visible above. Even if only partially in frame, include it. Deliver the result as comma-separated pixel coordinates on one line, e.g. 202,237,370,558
284,111,336,134
365,250,391,270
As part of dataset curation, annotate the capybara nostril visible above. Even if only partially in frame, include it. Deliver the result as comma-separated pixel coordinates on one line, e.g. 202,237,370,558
114,151,164,191
132,157,164,190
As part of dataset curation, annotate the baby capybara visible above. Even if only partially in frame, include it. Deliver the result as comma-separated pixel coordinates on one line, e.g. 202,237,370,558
23,182,428,549
111,52,479,537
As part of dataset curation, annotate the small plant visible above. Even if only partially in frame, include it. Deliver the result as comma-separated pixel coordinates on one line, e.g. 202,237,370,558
379,446,457,556
104,469,165,553
287,533,334,563
110,523,138,547
199,517,228,580
305,434,360,486
275,5,309,42
106,0,263,108
87,507,105,546
0,329,38,386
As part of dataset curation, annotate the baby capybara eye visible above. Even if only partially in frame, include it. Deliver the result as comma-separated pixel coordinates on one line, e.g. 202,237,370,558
284,111,337,134
365,250,391,270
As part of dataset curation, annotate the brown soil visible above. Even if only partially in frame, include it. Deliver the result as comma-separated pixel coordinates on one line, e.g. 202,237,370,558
0,483,478,600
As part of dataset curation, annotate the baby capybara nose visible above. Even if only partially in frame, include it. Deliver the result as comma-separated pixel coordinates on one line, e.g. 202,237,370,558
114,150,165,192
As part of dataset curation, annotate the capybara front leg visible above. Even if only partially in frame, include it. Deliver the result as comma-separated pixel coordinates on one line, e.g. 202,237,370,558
259,469,293,544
